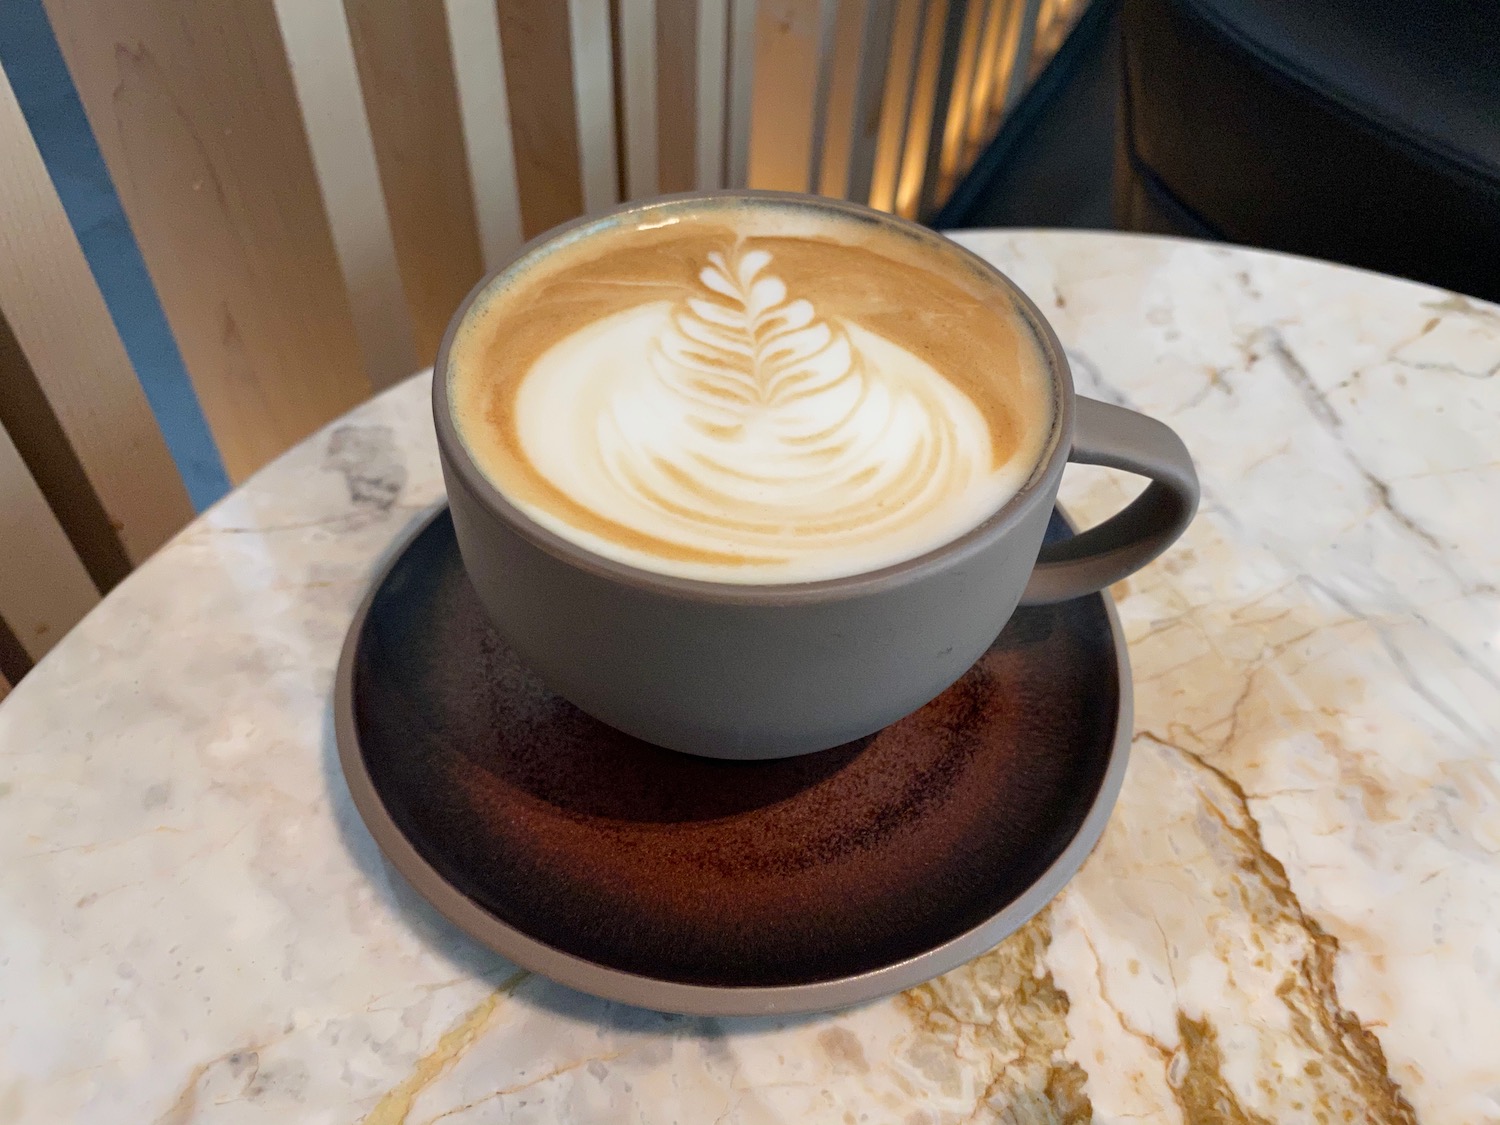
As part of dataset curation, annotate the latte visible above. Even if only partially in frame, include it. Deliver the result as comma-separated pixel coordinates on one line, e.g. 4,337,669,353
447,199,1054,583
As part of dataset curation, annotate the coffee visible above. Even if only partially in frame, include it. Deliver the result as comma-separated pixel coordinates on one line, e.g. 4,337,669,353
448,199,1053,583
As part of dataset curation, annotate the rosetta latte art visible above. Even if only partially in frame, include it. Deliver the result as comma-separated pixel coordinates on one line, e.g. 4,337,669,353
514,245,1012,580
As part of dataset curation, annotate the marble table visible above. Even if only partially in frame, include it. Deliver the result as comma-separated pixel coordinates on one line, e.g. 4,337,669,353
3,231,1498,1124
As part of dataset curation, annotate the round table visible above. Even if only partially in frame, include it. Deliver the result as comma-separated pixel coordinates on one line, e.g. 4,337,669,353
3,231,1497,1124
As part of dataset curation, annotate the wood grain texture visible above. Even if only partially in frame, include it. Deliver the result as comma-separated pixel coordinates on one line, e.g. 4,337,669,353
656,0,697,193
43,0,375,482
343,0,484,364
746,0,822,191
277,0,419,391
445,0,524,270
495,0,586,237
0,419,100,665
0,60,191,581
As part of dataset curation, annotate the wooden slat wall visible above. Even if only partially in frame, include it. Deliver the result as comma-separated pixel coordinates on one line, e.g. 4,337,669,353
935,0,989,199
496,0,586,237
747,0,825,191
0,419,99,668
275,0,419,392
893,0,950,216
445,0,524,270
843,0,898,204
568,0,621,212
43,0,375,483
725,0,758,187
962,0,1008,166
343,0,486,362
657,0,699,193
618,0,660,199
993,0,1041,119
868,0,928,212
695,0,730,189
0,607,27,694
915,0,970,216
803,0,841,194
0,59,191,584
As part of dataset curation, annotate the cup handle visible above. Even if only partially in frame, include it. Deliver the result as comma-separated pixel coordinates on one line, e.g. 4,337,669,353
1021,396,1200,605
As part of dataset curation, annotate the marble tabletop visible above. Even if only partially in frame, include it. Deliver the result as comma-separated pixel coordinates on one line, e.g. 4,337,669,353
3,230,1498,1124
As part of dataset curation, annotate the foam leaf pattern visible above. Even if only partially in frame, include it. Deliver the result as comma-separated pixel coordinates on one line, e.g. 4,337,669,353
652,249,857,428
516,242,1006,579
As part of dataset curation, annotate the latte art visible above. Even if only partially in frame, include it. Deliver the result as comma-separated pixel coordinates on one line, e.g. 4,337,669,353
448,201,1052,582
517,248,997,575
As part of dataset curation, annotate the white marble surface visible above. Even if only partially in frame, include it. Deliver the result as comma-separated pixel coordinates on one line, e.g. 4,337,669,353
3,231,1498,1124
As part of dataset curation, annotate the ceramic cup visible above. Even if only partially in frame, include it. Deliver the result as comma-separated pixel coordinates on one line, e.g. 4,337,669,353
433,192,1198,760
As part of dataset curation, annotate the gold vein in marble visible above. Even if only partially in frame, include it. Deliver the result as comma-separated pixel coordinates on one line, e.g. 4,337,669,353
362,972,529,1125
1079,732,1419,1124
151,1042,275,1125
898,909,1093,1123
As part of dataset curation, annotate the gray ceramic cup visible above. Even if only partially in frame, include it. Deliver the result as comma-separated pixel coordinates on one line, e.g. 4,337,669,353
433,192,1198,760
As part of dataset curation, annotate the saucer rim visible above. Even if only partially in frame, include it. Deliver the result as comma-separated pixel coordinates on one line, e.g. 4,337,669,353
334,504,1133,1017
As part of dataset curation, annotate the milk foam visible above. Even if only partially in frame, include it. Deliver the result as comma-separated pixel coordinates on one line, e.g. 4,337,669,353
504,246,1036,582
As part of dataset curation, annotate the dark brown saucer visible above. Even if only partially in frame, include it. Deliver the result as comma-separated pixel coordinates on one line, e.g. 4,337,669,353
335,507,1130,1016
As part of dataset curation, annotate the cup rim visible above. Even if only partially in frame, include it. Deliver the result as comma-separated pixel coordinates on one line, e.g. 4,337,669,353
431,189,1074,605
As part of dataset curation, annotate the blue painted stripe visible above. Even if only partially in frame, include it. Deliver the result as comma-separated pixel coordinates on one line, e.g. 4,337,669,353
1,0,232,509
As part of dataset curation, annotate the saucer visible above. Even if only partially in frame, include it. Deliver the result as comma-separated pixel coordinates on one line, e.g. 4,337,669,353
335,507,1131,1016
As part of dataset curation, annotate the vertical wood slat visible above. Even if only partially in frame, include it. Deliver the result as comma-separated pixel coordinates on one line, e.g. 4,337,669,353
656,0,699,193
894,0,950,216
843,0,898,203
868,0,929,212
496,0,585,238
725,0,758,187
446,0,524,270
343,0,486,362
694,0,729,189
989,0,1020,115
816,0,864,198
274,0,420,390
804,0,841,194
962,0,1009,166
933,0,989,201
1031,0,1077,75
618,0,660,199
747,0,823,192
44,0,376,482
0,587,26,689
916,0,973,216
993,0,1041,118
0,58,192,576
0,419,99,665
568,0,621,213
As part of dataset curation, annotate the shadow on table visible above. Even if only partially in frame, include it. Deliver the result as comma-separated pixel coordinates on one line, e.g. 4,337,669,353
319,705,857,1038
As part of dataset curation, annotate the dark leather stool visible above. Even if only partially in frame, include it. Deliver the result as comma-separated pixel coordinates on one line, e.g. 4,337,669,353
1116,0,1500,303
